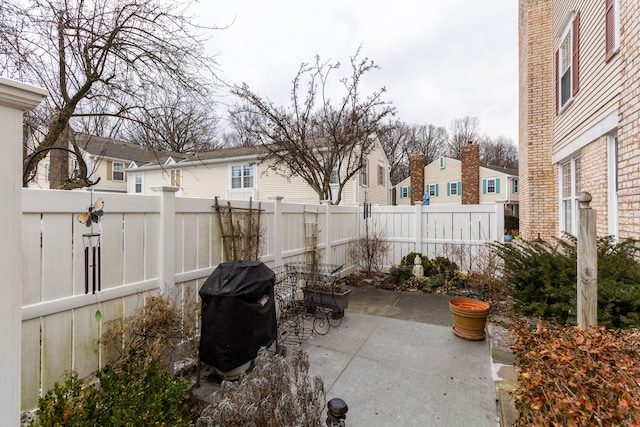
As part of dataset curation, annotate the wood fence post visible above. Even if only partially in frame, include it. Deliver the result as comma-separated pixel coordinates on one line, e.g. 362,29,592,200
577,191,597,330
0,78,46,425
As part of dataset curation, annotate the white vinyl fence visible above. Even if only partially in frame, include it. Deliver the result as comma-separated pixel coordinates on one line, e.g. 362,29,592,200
20,187,504,411
372,203,505,271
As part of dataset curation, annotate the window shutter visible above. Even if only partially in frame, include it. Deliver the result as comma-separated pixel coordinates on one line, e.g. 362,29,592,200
572,11,580,96
555,50,559,115
605,0,615,61
496,178,501,194
447,183,451,196
435,183,439,197
482,179,487,194
458,181,462,196
408,186,411,198
107,161,112,181
439,157,445,169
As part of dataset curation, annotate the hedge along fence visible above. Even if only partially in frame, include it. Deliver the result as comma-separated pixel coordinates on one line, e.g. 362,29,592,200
19,188,504,411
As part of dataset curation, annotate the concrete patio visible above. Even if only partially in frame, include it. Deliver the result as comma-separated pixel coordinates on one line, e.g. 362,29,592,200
192,287,511,426
302,311,499,426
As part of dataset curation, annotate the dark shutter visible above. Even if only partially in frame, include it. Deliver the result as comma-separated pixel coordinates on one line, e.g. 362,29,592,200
555,50,559,115
572,11,580,96
605,0,615,62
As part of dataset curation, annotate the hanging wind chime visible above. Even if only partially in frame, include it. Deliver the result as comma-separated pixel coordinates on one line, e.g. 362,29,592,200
78,196,104,294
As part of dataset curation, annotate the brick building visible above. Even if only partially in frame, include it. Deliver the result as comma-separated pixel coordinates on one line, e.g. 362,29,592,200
519,0,639,241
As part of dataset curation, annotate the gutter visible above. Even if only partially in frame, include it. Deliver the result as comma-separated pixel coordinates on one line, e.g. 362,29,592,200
126,153,262,172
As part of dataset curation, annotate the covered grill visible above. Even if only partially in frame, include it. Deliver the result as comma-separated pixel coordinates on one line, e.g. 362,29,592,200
198,261,277,379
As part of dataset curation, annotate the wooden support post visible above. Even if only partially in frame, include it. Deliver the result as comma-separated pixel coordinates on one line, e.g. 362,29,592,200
577,191,597,330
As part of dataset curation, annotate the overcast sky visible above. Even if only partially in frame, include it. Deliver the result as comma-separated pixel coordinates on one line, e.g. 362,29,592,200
192,1,519,142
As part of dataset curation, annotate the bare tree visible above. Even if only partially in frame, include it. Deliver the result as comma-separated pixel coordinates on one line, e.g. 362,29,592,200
230,48,396,204
378,121,413,185
479,135,519,169
447,116,480,159
413,124,448,165
221,105,264,148
1,0,219,186
379,121,447,185
120,90,221,153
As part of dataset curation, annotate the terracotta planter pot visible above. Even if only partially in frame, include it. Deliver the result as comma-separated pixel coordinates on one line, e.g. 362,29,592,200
449,297,490,341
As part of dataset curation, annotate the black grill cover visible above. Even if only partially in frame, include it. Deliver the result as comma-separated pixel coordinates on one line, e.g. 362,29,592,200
198,261,276,372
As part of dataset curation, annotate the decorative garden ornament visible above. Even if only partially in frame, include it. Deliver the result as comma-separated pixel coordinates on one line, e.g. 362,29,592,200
412,255,424,278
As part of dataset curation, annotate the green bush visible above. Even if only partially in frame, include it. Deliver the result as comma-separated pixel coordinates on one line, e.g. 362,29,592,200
33,350,190,427
386,264,413,287
399,252,432,273
399,252,459,278
492,236,640,328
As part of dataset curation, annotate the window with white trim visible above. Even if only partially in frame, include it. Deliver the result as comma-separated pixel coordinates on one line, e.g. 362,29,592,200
557,12,580,111
607,135,619,239
448,181,461,196
134,173,143,193
483,177,500,195
399,186,410,199
112,162,124,181
231,164,254,189
487,178,497,194
427,183,438,197
330,163,339,185
360,159,369,187
512,179,518,194
377,164,385,186
560,157,581,235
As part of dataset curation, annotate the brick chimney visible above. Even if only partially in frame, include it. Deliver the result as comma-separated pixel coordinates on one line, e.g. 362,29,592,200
409,153,425,205
461,141,480,205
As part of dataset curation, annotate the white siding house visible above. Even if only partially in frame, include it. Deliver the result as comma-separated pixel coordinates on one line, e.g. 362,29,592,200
393,156,519,214
127,139,392,206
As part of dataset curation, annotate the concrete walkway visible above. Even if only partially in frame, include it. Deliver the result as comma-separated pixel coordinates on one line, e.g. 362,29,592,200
301,288,499,426
192,287,507,426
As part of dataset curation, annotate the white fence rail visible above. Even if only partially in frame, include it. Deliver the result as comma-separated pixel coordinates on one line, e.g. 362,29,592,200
20,188,503,411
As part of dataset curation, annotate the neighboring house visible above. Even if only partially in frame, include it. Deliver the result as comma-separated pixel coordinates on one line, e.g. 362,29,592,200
393,144,519,215
77,134,180,193
26,132,176,193
519,0,633,241
126,138,392,206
